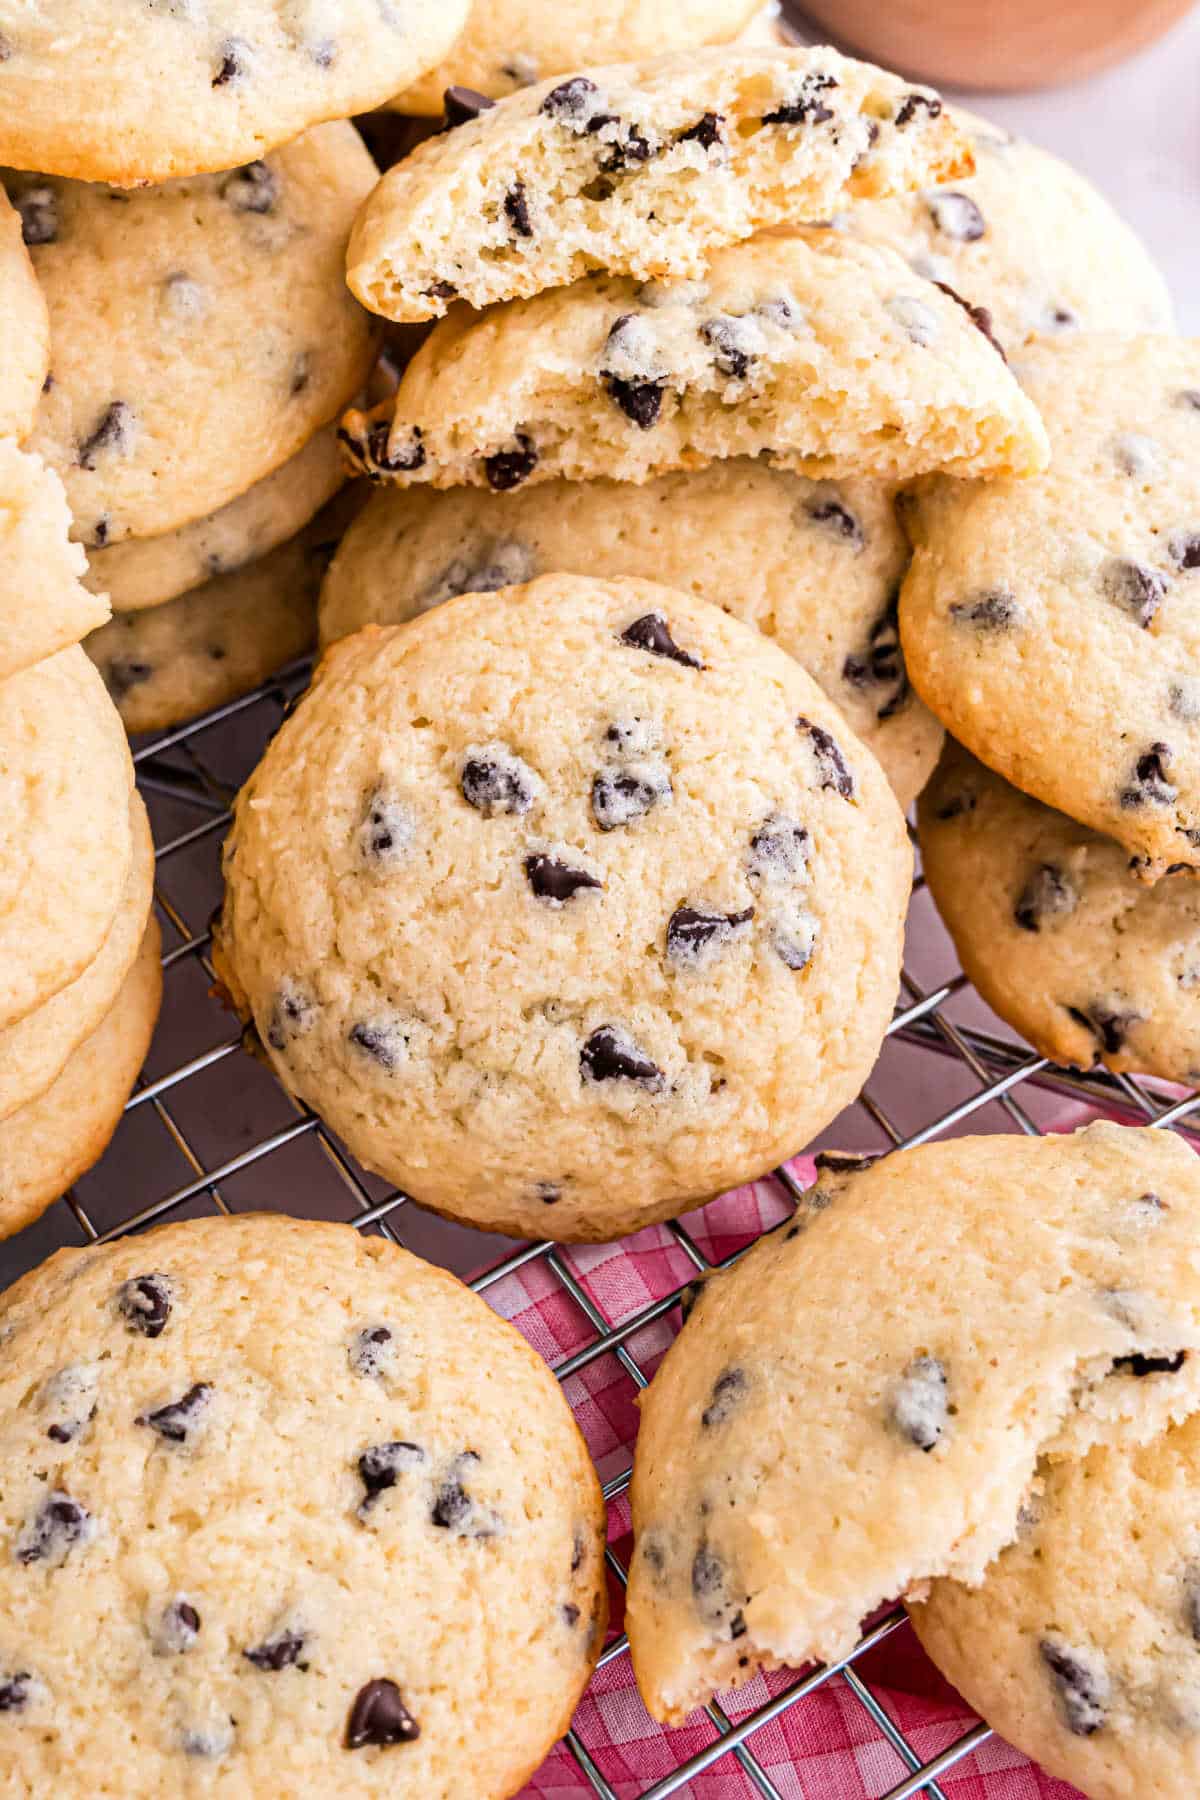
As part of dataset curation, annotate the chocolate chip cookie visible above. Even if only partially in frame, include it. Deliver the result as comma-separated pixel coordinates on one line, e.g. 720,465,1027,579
0,440,109,685
0,186,48,440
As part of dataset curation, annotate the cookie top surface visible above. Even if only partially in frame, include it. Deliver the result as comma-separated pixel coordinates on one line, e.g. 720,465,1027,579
627,1122,1200,1724
900,334,1200,881
919,741,1200,1082
7,123,378,549
389,0,765,114
0,0,471,186
0,441,109,684
347,47,971,323
838,110,1174,353
341,230,1048,492
216,574,911,1242
0,646,134,1033
0,188,49,441
0,1213,605,1795
319,464,942,809
911,1412,1200,1800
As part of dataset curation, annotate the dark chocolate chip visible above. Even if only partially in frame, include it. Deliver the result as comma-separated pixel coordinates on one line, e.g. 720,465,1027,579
770,905,817,971
103,657,153,701
504,181,533,238
484,435,538,490
524,854,602,904
1101,557,1166,628
1040,1639,1109,1736
1185,1571,1200,1641
1111,1349,1187,1377
431,1451,497,1535
895,92,943,126
266,983,316,1051
1065,1005,1141,1057
570,1528,587,1573
211,38,250,87
796,717,855,798
700,314,760,379
442,85,495,129
888,1356,948,1451
949,590,1019,630
679,1278,707,1324
346,1679,420,1749
540,76,601,124
244,1628,307,1671
117,1273,172,1337
14,185,57,246
289,351,312,395
368,422,425,475
591,764,671,831
601,125,654,173
762,72,838,126
1120,742,1177,809
926,191,986,241
580,1025,664,1088
358,787,413,869
814,1150,880,1178
424,280,458,301
932,280,1006,359
1014,863,1076,932
358,1441,424,1512
603,372,665,429
78,401,135,469
843,599,910,719
806,493,864,550
157,1599,201,1654
746,815,809,884
1169,531,1200,571
691,1545,724,1598
620,612,703,667
666,905,754,968
347,1018,414,1073
934,791,975,821
678,112,724,150
349,1326,394,1379
137,1383,212,1445
535,1181,562,1204
14,1492,92,1565
562,1603,580,1627
0,1674,33,1712
701,1367,748,1428
89,514,110,548
460,748,537,816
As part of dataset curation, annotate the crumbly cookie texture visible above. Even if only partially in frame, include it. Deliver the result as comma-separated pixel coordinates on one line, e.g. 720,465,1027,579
0,188,49,440
0,440,109,684
341,231,1048,492
0,919,161,1241
900,335,1200,882
348,47,972,323
912,1414,1200,1800
0,647,134,1034
0,1213,606,1794
0,0,472,186
627,1122,1200,1725
84,421,347,616
920,742,1200,1081
319,464,942,809
7,123,378,549
838,109,1174,352
389,0,765,114
215,574,911,1242
0,796,153,1124
87,489,362,735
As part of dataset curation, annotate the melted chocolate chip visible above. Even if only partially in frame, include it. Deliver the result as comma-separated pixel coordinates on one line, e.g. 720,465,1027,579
484,435,538,490
1065,1005,1141,1057
580,1025,664,1088
1101,557,1166,628
769,903,817,971
524,855,602,904
0,1673,33,1712
700,314,762,379
815,1150,880,1178
349,1326,395,1380
117,1273,172,1338
679,1278,708,1324
701,1367,748,1428
1040,1639,1109,1736
806,493,864,550
14,1492,92,1565
15,185,57,246
591,764,671,831
504,181,533,238
266,982,317,1052
358,787,413,869
78,401,135,469
796,717,855,798
666,905,754,968
926,191,986,241
137,1383,211,1445
843,599,909,719
442,85,495,129
746,815,809,885
244,1628,307,1671
540,76,601,124
762,72,838,126
692,1545,723,1598
367,422,425,475
678,112,724,150
949,590,1019,630
347,1018,414,1074
603,372,665,428
359,1441,424,1512
1014,863,1077,932
570,1529,587,1573
601,125,654,173
430,1451,499,1536
461,747,538,816
156,1599,201,1654
1111,1349,1187,1377
620,612,703,668
211,38,250,87
895,92,942,126
346,1678,420,1749
1120,743,1177,809
562,1603,580,1627
888,1356,948,1451
932,281,1006,359
1169,531,1200,571
103,657,152,701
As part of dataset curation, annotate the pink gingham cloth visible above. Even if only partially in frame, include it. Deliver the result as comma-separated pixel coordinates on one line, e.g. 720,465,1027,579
483,1111,1146,1799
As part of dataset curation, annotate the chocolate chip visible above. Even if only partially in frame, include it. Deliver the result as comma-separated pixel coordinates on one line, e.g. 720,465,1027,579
540,76,602,125
561,1603,580,1627
0,1674,33,1712
932,281,1006,359
89,515,110,548
885,293,939,347
692,1545,723,1599
1045,303,1079,333
620,612,703,668
1176,390,1200,413
180,1721,234,1759
1040,1638,1109,1736
925,191,986,241
349,1326,395,1380
1185,1571,1200,1641
244,1628,307,1671
212,38,250,86
1111,1349,1187,1377
1014,863,1077,931
13,1491,93,1566
348,1018,416,1074
77,401,135,469
757,292,804,331
700,314,764,379
430,1451,500,1535
1120,743,1177,808
266,982,317,1052
424,280,458,301
103,657,152,701
155,1598,201,1655
346,1679,420,1749
667,905,754,968
843,600,909,719
1065,1005,1142,1057
442,85,495,129
358,1441,424,1513
535,1182,562,1204
461,746,538,816
895,92,942,126
524,855,602,904
678,112,724,150
289,351,312,395
935,791,975,820
504,181,533,238
366,422,426,476
581,1025,664,1089
591,764,671,831
484,435,538,490
117,1273,172,1338
601,125,654,173
746,815,809,885
888,1356,948,1451
14,185,56,246
805,492,864,550
815,1150,879,1178
603,372,665,428
762,72,838,126
679,1278,708,1323
796,717,855,799
1101,557,1166,628
358,787,413,869
42,1364,99,1445
701,1368,747,1428
949,590,1019,630
1169,531,1200,571
137,1383,211,1445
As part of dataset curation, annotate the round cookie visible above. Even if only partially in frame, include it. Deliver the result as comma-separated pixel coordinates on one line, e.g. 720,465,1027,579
341,230,1049,492
0,646,134,1033
6,123,379,550
0,795,154,1123
0,0,472,186
83,420,347,615
0,1213,606,1793
0,441,110,685
88,489,362,735
911,1416,1200,1800
0,187,49,440
319,465,943,809
838,110,1174,353
389,0,765,113
215,574,912,1242
347,47,972,324
0,918,161,1240
627,1122,1200,1725
901,335,1200,883
920,741,1200,1081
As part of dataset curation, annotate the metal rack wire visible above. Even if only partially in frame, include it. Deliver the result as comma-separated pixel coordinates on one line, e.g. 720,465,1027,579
7,658,1200,1799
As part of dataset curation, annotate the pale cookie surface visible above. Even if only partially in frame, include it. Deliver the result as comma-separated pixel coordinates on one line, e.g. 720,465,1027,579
215,575,911,1242
87,490,362,734
838,110,1174,353
901,335,1200,882
389,0,765,113
0,647,133,1033
84,421,347,615
627,1122,1200,1724
0,1213,606,1794
341,231,1048,492
6,123,378,549
912,1413,1200,1800
319,465,943,809
0,796,154,1124
0,441,109,685
0,188,48,440
920,743,1200,1082
0,918,161,1240
0,0,471,186
348,48,971,323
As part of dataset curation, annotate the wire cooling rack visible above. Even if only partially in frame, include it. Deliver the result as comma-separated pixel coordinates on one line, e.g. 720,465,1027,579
5,660,1200,1800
